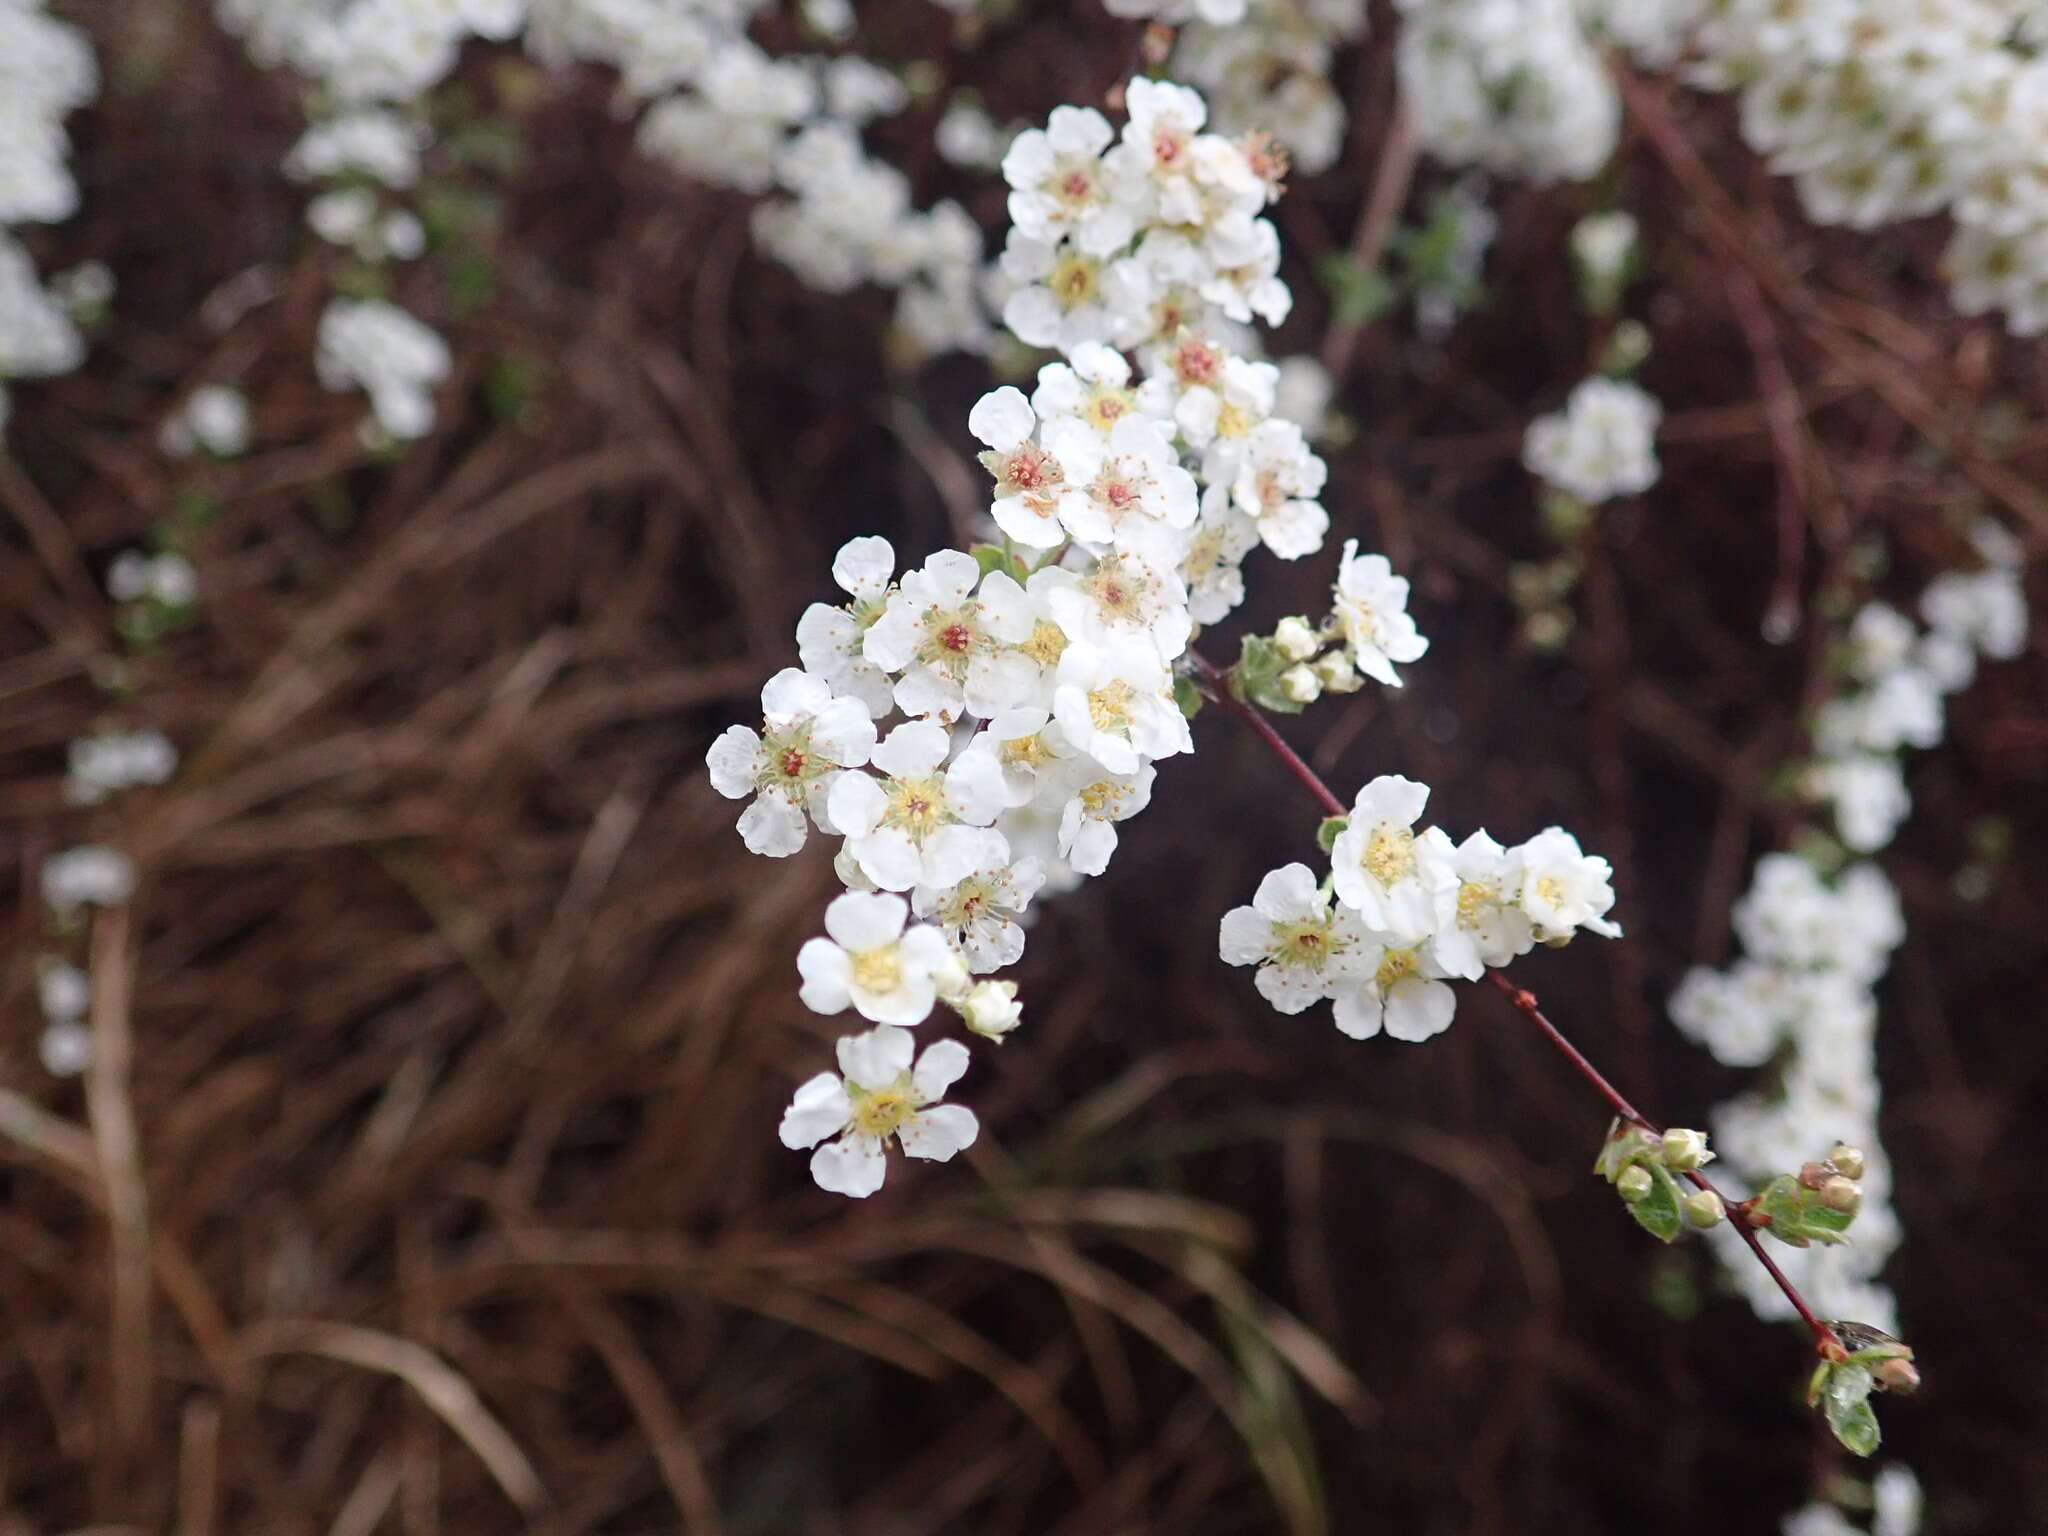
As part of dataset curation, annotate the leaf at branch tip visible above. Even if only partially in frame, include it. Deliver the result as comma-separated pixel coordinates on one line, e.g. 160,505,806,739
1316,816,1347,854
1755,1172,1855,1249
1820,1362,1882,1457
969,543,1026,583
1236,633,1305,714
1172,674,1204,719
1626,1159,1684,1244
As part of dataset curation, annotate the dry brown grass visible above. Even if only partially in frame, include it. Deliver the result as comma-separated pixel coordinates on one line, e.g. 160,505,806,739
1,6,2045,1533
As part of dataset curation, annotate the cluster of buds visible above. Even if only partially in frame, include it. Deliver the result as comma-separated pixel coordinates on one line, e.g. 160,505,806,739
1596,1121,1725,1240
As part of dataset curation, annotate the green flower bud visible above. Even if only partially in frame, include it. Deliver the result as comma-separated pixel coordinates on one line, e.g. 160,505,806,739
1829,1143,1865,1181
1820,1176,1862,1216
1279,663,1321,704
1684,1189,1726,1228
1875,1357,1921,1396
1617,1165,1654,1203
1661,1127,1710,1172
1273,616,1320,661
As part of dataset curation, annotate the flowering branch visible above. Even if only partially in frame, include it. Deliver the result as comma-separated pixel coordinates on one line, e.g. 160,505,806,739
1187,642,1849,1354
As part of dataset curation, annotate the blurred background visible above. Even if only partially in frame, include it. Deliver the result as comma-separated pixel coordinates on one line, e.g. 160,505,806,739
2,2,2046,1532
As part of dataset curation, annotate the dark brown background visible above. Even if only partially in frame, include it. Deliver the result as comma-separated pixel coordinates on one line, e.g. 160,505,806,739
1,3,2044,1530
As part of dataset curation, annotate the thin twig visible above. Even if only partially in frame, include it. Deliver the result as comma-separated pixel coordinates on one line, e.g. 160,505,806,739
1188,645,1844,1353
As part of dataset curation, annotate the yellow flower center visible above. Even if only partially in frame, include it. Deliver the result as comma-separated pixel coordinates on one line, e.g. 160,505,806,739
1214,400,1251,439
1051,252,1100,307
1078,778,1120,817
1001,731,1053,770
881,776,948,839
851,1084,914,1138
1088,679,1137,733
1275,920,1334,968
851,946,902,994
1375,947,1418,989
1086,388,1132,430
1362,825,1416,885
1536,875,1566,909
1456,880,1492,929
1021,618,1068,668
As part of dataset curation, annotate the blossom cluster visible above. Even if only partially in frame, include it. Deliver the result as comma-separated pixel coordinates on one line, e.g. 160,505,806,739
1165,0,1371,178
530,0,991,358
1220,780,1621,1042
710,79,1348,1197
1522,374,1663,507
0,0,97,435
1671,523,2030,1337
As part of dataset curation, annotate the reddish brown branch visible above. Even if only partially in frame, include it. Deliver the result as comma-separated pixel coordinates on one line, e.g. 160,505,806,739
1189,646,1843,1353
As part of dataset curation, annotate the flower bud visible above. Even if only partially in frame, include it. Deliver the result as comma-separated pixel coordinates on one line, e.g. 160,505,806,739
1798,1161,1833,1191
1828,1143,1865,1181
1279,663,1322,704
1274,616,1320,661
1312,649,1362,694
1875,1357,1921,1395
1616,1165,1653,1203
1819,1176,1861,1216
1660,1127,1709,1172
931,948,972,1003
957,978,1022,1041
1684,1189,1726,1228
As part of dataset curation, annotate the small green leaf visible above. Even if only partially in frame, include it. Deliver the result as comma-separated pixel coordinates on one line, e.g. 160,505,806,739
1626,1160,1684,1243
1235,633,1304,714
1172,674,1204,719
1594,1119,1658,1181
1317,253,1394,328
1821,1363,1881,1457
1756,1172,1855,1249
1315,816,1348,854
969,543,1026,583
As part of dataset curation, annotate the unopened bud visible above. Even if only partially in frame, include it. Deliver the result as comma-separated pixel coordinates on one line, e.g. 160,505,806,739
1661,1127,1710,1172
1875,1357,1921,1395
1828,1143,1865,1181
931,948,972,1004
1312,649,1362,694
1798,1161,1833,1191
1279,663,1322,704
957,979,1022,1041
1819,1176,1862,1216
1273,615,1320,661
1616,1165,1653,1203
1684,1189,1726,1228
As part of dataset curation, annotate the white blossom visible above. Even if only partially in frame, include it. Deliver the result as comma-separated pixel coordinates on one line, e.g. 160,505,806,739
705,668,875,858
779,1026,978,1196
795,893,957,1028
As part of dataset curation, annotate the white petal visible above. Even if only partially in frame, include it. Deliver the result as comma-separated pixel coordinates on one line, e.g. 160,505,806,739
968,386,1036,452
811,1134,888,1197
705,726,765,798
810,699,878,767
1255,962,1325,1015
761,666,831,722
826,772,887,838
833,535,894,598
1218,906,1273,966
824,891,909,951
874,719,951,780
738,795,807,857
897,1103,979,1161
779,1072,853,1148
1252,863,1321,922
1330,983,1383,1040
912,1037,971,1099
837,1024,916,1089
1384,978,1456,1043
854,829,925,893
796,938,853,1015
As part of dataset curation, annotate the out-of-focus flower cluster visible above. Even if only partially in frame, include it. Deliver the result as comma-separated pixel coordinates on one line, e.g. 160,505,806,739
1523,374,1663,507
0,0,98,435
1670,522,2030,1337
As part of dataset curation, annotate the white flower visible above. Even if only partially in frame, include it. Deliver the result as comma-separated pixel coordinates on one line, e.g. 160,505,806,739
1051,638,1190,775
315,298,449,442
65,728,178,806
705,668,875,858
1002,106,1139,256
1329,776,1455,937
970,386,1068,548
796,536,898,717
779,1025,979,1197
1047,413,1199,551
1921,566,2026,660
42,845,137,913
1218,862,1372,1013
1523,376,1662,504
1331,540,1429,687
1872,1465,1922,1536
160,384,250,459
999,230,1146,354
1431,830,1536,977
914,847,1045,973
40,1021,92,1077
1030,342,1138,436
1230,417,1329,558
1178,488,1260,624
37,961,88,1024
828,720,1008,891
1040,547,1191,661
107,549,196,606
958,705,1072,808
863,549,1037,719
1513,826,1622,939
795,892,956,1026
1332,939,1459,1043
1807,754,1910,853
1055,761,1155,875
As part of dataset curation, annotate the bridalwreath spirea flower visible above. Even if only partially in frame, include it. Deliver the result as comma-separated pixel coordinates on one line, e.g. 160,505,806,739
707,73,1626,1199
